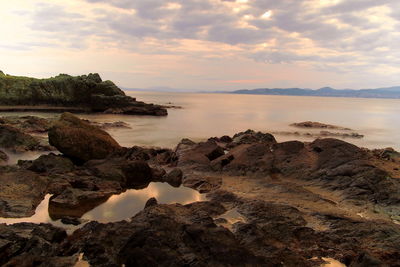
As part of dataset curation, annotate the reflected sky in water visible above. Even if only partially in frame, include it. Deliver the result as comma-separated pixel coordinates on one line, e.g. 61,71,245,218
82,182,205,223
1,92,400,155
0,183,204,227
92,91,400,150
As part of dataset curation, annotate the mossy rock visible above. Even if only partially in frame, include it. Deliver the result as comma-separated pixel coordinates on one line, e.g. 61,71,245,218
0,72,125,106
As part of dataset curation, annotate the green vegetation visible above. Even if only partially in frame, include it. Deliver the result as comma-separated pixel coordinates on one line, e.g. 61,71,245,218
0,71,125,106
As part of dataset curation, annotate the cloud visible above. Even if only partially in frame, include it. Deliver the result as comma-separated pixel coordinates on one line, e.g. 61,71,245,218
1,0,399,89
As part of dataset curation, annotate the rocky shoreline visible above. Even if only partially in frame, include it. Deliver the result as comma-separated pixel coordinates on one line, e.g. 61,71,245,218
1,114,400,266
0,71,167,116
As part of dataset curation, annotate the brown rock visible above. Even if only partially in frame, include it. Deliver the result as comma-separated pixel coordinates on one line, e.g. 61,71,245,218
48,113,121,162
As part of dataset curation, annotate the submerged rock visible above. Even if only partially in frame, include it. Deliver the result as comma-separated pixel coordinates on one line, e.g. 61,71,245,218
48,113,122,162
290,121,351,130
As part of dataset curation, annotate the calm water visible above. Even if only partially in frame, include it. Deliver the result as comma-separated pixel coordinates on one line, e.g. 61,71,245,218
1,92,400,154
119,91,400,150
0,183,204,228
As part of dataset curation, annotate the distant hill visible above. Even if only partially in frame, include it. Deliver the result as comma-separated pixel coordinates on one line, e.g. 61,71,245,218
228,86,400,99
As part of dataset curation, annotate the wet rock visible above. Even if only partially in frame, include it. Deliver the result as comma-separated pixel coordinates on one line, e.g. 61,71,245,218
60,216,82,225
84,157,153,188
23,153,75,174
0,150,8,162
66,203,270,266
103,101,168,116
49,186,119,219
230,129,276,147
0,223,69,266
144,197,158,208
164,168,183,187
183,174,222,193
0,169,48,217
290,121,351,130
0,124,41,152
178,140,225,170
212,143,274,175
48,113,122,162
20,116,52,133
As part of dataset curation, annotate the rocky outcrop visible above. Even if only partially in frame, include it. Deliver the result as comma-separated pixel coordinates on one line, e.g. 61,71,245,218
1,128,400,266
0,72,167,116
48,113,122,162
0,223,74,266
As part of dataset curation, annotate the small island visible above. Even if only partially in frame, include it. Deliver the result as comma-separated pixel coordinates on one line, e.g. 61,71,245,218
0,71,167,116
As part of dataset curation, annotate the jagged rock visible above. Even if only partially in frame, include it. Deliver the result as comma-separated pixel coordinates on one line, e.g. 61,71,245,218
144,197,158,208
177,140,225,170
230,129,277,147
84,157,153,188
0,124,41,152
22,153,75,174
163,168,183,187
66,203,270,266
0,223,71,266
0,168,48,217
48,113,122,162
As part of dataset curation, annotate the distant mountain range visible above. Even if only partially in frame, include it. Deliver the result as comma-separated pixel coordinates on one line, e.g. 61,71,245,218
228,86,400,99
124,85,400,99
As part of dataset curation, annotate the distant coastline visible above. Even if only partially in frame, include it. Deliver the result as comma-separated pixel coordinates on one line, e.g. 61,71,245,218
124,86,400,99
220,86,400,99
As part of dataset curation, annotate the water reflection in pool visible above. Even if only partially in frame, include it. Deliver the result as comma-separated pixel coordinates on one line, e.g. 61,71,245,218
82,182,206,223
0,182,205,228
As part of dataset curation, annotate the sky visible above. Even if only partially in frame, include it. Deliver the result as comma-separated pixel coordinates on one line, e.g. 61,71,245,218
1,0,400,91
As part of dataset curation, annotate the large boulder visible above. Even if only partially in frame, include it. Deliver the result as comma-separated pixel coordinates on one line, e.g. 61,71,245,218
48,113,121,162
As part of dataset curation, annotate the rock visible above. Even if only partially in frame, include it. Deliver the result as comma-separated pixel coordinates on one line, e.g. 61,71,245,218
0,124,41,152
60,216,82,225
104,101,168,116
0,72,123,106
164,168,183,187
20,115,52,133
144,197,158,208
0,168,48,217
290,121,351,130
0,72,167,116
0,150,8,163
48,186,119,219
177,140,225,170
84,157,153,188
48,113,122,162
212,143,274,175
230,129,276,147
0,223,70,266
23,153,75,174
183,174,222,193
66,203,270,266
